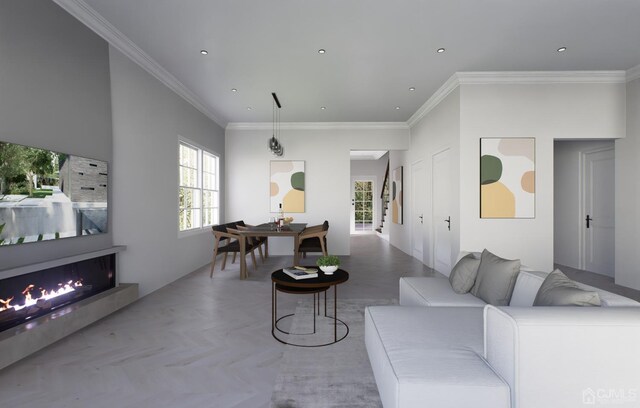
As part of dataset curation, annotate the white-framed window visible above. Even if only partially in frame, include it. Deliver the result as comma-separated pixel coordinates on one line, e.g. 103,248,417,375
178,139,219,233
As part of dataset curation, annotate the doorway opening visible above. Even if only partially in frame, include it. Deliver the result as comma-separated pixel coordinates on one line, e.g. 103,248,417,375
350,150,388,236
554,140,615,278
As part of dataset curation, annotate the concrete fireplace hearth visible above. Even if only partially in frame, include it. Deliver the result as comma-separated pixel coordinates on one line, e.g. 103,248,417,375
0,246,138,369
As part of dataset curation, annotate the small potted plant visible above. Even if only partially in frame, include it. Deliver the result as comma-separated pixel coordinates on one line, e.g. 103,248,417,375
316,255,340,275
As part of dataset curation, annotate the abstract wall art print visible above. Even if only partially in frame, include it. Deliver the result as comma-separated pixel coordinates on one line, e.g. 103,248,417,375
270,160,305,213
480,138,535,218
391,166,403,224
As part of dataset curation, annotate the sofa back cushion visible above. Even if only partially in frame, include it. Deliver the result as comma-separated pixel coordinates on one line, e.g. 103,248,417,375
471,250,521,306
509,270,546,306
509,269,640,307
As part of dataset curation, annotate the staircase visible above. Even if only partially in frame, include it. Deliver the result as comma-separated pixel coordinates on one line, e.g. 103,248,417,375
376,161,390,239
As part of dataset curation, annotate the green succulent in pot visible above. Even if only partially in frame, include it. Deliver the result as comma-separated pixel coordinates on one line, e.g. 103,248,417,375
317,255,340,275
316,255,340,267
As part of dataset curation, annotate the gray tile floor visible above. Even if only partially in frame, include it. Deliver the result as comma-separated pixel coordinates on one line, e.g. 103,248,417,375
0,235,434,408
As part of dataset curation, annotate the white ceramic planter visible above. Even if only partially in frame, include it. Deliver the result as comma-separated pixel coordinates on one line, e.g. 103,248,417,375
319,265,338,275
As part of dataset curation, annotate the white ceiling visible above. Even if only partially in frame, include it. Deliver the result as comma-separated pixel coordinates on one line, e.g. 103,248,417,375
78,0,640,125
350,150,388,161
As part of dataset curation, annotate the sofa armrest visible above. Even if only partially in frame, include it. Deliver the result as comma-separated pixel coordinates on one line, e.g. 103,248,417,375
484,305,640,408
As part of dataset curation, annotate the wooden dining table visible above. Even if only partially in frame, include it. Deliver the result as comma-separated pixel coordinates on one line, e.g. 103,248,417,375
236,223,307,279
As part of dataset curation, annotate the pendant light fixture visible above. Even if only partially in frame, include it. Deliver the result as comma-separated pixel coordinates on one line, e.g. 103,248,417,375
269,92,284,156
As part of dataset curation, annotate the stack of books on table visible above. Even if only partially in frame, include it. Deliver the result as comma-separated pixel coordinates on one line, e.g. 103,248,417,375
283,266,318,280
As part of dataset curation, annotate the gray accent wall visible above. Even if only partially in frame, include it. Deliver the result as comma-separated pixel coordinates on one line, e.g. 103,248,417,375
0,0,113,270
109,47,225,297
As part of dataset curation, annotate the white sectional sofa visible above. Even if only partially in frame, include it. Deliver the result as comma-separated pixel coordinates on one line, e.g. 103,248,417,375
365,252,640,408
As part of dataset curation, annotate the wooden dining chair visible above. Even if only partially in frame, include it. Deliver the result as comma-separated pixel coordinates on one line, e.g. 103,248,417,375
234,221,266,262
210,224,242,277
296,220,329,258
210,224,261,277
226,227,260,272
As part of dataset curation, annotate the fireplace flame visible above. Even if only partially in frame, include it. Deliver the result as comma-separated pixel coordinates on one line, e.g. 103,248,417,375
0,280,83,312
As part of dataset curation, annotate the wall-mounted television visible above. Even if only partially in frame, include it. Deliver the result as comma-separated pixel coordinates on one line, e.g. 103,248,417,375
0,141,107,246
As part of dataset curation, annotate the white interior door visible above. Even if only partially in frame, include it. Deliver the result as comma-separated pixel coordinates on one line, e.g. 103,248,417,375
582,147,615,277
411,161,425,261
433,149,452,275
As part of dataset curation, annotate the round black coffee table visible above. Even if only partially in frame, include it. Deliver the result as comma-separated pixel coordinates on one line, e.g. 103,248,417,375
271,268,349,347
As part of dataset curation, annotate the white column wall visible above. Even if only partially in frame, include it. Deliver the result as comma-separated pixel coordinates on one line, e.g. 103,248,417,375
459,83,626,271
616,77,640,289
225,127,409,255
392,88,461,267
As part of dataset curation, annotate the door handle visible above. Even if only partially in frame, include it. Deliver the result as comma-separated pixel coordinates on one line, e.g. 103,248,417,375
586,215,592,229
445,216,451,231
351,199,354,206
418,214,423,224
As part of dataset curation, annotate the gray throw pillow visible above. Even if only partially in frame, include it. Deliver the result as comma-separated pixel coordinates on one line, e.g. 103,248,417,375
449,254,481,294
471,249,521,306
533,269,601,307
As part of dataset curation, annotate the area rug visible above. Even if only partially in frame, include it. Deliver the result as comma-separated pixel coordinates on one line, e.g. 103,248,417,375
270,298,396,408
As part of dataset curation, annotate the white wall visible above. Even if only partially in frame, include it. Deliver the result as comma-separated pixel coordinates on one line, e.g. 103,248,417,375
350,153,389,230
0,0,113,270
616,77,640,289
109,47,225,297
392,88,461,268
554,140,615,269
225,126,409,255
459,83,626,271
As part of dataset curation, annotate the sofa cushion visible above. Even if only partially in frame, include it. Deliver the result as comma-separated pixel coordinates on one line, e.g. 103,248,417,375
484,305,640,408
509,270,547,306
449,254,481,294
365,306,510,408
400,277,487,307
575,282,640,307
471,249,521,306
534,269,601,306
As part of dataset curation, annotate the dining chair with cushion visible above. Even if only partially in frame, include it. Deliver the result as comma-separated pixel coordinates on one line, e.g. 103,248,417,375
210,223,260,277
297,220,329,258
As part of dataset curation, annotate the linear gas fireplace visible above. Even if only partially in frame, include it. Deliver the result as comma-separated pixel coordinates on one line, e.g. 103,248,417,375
0,254,115,332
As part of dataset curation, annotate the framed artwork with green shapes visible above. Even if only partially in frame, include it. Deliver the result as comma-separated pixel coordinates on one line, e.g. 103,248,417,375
270,160,305,213
480,138,535,219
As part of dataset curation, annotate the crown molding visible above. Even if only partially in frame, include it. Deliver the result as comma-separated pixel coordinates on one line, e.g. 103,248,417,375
226,122,409,131
53,0,226,128
407,73,460,128
407,70,628,128
456,70,626,84
627,64,640,82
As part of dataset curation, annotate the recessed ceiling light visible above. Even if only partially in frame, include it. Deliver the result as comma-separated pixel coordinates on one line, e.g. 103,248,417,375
320,106,326,110
200,49,209,55
247,107,252,111
409,87,416,91
231,88,237,92
557,47,567,52
318,49,326,54
437,48,445,53
395,106,400,110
